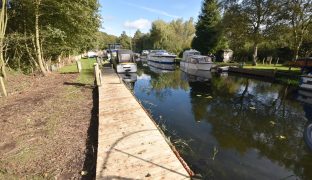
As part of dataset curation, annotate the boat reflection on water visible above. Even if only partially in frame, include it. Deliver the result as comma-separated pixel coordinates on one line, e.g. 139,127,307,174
147,61,175,72
118,73,137,90
181,69,212,82
296,90,312,151
180,69,213,123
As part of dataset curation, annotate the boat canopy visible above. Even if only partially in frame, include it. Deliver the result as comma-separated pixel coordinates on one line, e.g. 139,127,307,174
188,56,212,63
183,50,201,59
117,49,134,63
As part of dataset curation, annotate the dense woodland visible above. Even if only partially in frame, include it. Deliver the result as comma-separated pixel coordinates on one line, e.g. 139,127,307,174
0,0,100,78
0,0,311,78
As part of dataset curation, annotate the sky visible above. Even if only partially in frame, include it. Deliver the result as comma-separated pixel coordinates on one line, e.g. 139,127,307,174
98,0,202,37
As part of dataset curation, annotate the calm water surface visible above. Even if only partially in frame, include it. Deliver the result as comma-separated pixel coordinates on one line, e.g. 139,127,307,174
125,64,312,179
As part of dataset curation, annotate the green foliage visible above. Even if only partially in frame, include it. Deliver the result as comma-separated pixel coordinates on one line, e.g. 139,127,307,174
131,18,195,55
6,0,100,72
94,32,117,50
192,0,225,54
221,0,311,63
118,31,131,49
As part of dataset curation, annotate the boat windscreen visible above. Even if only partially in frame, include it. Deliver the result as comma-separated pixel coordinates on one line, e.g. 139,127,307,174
119,54,132,62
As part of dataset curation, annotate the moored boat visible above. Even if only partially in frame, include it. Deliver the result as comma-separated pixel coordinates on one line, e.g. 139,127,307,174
147,60,175,71
300,73,312,90
147,50,177,64
116,49,137,73
180,49,214,71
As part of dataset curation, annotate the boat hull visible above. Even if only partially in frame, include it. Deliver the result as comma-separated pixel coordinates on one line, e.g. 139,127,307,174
180,61,213,71
300,76,312,91
116,63,137,73
147,61,175,71
147,56,176,64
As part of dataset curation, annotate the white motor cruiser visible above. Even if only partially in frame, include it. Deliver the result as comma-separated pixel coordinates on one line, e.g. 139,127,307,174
180,49,214,71
147,50,177,64
116,49,137,73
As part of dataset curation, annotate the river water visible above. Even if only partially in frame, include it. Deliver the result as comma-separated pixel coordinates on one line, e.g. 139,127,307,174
122,63,312,179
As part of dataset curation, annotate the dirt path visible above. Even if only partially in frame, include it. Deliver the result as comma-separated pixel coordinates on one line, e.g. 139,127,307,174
0,72,98,179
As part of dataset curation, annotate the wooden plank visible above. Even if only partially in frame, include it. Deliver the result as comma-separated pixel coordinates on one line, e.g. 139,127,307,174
96,67,190,179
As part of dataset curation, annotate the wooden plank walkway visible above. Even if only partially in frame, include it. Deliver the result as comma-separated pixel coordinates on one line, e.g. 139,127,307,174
96,67,190,180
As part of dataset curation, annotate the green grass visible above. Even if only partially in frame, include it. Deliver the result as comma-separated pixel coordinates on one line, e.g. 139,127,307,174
243,64,300,71
59,58,96,85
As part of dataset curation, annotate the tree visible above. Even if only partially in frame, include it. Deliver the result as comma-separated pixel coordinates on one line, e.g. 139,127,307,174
132,29,143,52
94,32,117,50
222,0,278,65
192,0,223,55
118,31,131,49
149,18,195,55
0,0,8,79
6,0,100,74
279,0,312,60
150,20,173,50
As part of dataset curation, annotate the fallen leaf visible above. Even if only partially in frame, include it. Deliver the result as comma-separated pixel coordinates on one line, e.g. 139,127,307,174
81,171,88,176
277,135,286,140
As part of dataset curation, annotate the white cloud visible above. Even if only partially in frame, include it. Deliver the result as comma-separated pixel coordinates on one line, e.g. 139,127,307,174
124,18,151,30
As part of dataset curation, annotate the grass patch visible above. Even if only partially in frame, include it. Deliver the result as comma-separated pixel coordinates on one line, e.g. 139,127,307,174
243,64,300,71
214,62,240,67
59,58,96,85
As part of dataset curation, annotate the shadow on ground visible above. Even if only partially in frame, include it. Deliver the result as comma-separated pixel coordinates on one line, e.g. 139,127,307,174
82,87,99,180
63,82,94,89
60,72,79,74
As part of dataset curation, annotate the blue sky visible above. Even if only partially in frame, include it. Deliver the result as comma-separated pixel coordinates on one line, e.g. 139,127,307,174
98,0,202,37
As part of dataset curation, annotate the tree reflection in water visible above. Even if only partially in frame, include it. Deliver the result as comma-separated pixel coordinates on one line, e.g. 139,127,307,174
133,66,312,179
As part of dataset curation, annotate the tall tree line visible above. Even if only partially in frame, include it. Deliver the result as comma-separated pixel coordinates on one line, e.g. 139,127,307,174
115,0,311,64
131,18,196,56
220,0,312,64
3,0,100,76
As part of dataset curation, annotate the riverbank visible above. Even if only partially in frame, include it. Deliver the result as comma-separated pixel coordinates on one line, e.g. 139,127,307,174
0,59,98,179
215,63,302,86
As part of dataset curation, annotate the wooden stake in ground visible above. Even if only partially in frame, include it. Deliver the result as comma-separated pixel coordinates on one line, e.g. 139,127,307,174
0,76,7,97
76,61,82,73
93,63,101,86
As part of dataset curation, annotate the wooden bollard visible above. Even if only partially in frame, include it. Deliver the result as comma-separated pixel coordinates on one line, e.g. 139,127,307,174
96,57,102,66
0,76,7,97
76,60,82,73
94,63,101,86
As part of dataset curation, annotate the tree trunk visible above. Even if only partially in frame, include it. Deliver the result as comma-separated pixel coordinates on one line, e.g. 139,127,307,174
0,0,8,80
252,43,258,66
35,0,47,76
294,44,300,61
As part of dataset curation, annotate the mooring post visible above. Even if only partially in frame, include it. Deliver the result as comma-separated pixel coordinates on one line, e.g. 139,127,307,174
0,76,7,97
94,63,101,86
76,60,82,73
96,57,102,66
